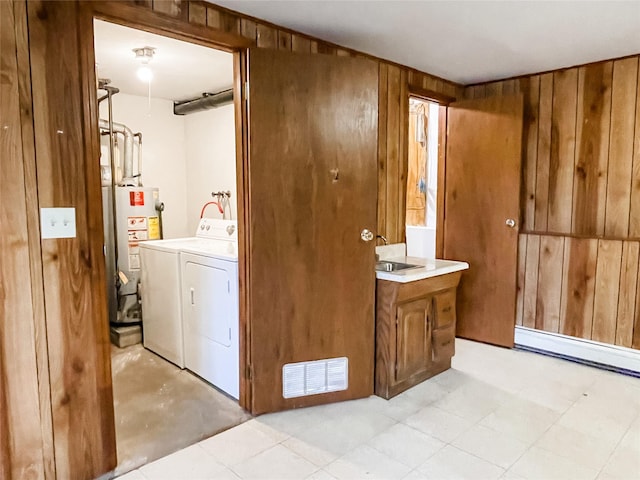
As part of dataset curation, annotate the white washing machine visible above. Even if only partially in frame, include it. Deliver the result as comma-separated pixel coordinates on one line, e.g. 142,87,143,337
180,219,239,399
139,236,200,367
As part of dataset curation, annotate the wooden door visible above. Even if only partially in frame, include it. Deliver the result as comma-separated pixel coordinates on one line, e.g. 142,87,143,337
245,48,378,414
444,95,523,347
395,298,432,382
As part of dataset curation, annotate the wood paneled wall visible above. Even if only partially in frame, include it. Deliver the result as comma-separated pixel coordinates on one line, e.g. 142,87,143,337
516,234,640,349
466,55,640,350
26,0,117,478
0,2,49,478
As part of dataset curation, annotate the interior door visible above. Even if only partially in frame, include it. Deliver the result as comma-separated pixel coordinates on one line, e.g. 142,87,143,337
245,48,378,414
444,95,523,347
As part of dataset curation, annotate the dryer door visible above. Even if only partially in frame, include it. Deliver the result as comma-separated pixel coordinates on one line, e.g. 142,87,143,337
182,254,239,399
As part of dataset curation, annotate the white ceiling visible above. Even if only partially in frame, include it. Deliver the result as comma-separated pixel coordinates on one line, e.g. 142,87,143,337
211,0,640,84
93,20,233,102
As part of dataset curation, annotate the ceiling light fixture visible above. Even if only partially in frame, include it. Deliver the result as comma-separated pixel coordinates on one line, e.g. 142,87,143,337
132,46,156,83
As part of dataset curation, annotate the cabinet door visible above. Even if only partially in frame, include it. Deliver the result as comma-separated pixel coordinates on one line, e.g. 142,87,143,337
396,298,432,382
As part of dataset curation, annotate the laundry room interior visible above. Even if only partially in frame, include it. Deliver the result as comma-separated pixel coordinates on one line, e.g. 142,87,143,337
93,19,248,474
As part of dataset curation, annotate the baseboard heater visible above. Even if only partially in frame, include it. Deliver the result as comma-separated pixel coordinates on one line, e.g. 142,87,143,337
514,326,640,378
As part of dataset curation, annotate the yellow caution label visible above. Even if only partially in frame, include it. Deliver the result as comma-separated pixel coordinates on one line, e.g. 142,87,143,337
148,216,160,240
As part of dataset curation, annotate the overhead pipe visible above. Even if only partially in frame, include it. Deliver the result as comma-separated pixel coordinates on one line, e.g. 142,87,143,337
173,89,233,116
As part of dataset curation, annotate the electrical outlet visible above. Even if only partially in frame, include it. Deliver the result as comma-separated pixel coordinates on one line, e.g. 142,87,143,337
40,208,76,239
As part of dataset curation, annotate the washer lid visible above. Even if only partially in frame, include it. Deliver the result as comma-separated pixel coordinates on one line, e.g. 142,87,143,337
138,237,198,253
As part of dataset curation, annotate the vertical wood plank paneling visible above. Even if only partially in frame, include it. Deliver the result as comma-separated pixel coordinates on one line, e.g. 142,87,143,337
385,65,401,243
277,30,292,51
535,236,565,332
616,241,639,347
523,234,540,328
502,79,517,95
573,62,613,236
316,43,337,55
627,62,640,236
188,1,206,25
240,18,257,41
605,57,639,237
256,24,277,49
515,235,527,326
27,1,116,477
472,84,487,99
221,11,240,34
0,1,47,477
377,63,388,239
398,68,409,242
592,240,623,343
205,6,221,29
535,73,553,230
520,76,540,230
548,68,577,232
291,34,311,53
485,81,502,97
559,237,598,339
14,0,55,475
152,0,187,20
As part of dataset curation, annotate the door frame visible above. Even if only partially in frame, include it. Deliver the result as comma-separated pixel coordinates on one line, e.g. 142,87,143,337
83,2,255,410
404,83,455,257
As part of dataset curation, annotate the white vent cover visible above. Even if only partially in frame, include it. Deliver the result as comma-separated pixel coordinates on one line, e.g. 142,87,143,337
282,357,348,399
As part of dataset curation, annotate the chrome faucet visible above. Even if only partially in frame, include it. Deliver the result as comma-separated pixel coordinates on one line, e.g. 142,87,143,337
376,234,388,245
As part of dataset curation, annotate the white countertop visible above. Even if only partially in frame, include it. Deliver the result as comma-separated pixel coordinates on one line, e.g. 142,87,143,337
376,256,469,283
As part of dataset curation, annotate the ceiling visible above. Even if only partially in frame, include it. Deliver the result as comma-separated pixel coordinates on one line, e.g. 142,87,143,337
211,0,640,84
93,20,233,102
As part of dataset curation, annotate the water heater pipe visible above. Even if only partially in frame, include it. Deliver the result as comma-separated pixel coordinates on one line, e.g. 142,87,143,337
98,119,135,183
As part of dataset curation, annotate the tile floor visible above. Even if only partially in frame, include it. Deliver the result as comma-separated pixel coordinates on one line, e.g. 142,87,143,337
116,339,640,480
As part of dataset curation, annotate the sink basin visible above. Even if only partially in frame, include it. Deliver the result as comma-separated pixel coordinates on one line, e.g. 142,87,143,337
375,260,422,273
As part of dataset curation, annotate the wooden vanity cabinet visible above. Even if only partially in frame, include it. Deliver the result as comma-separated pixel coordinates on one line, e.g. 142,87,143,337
375,271,462,399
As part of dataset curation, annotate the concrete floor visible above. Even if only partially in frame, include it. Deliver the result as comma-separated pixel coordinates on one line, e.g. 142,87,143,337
111,344,251,476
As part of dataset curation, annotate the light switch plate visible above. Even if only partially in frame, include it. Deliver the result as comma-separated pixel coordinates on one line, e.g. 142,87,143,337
40,207,76,239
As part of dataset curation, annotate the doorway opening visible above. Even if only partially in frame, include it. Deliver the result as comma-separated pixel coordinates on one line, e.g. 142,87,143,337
405,96,440,258
93,19,249,475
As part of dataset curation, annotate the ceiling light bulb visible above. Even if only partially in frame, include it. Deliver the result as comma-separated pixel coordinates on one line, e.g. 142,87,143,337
137,65,153,82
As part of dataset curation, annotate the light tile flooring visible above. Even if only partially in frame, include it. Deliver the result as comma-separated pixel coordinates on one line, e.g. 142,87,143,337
117,339,640,480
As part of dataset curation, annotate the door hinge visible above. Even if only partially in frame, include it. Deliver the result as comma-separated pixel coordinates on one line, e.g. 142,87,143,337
247,364,253,380
244,81,249,102
228,280,230,293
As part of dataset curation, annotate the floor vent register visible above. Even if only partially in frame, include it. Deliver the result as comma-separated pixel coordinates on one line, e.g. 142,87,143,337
282,357,348,399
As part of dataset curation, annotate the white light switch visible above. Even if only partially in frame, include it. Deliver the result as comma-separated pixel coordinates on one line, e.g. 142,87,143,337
40,207,76,239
